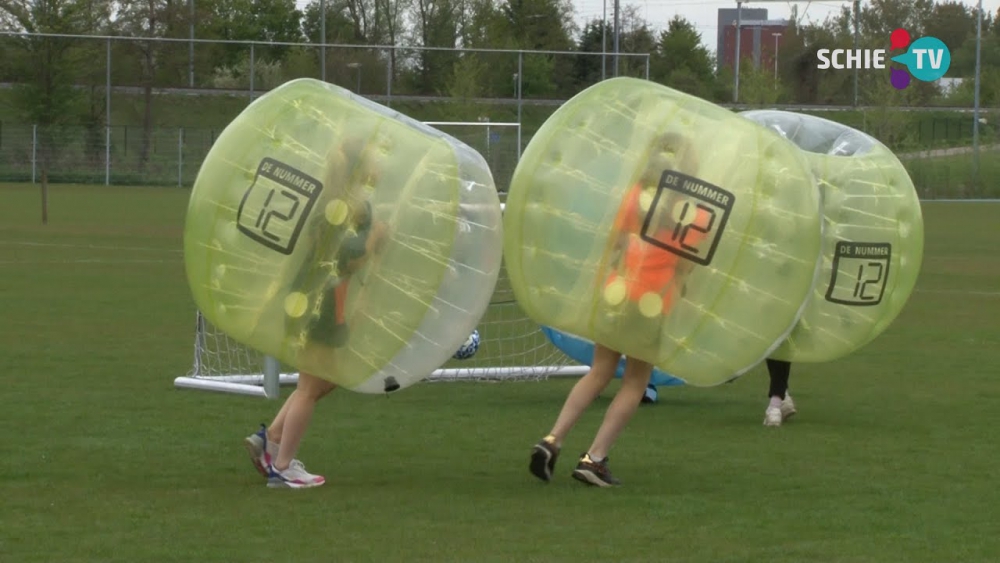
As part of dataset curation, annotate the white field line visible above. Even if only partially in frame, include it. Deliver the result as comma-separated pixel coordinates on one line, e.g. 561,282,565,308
0,258,180,265
0,241,182,253
914,288,1000,297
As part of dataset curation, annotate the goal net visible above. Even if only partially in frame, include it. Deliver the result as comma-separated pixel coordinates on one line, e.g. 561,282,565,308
174,121,587,398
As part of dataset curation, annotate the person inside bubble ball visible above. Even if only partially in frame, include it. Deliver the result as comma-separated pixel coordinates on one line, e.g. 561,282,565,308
529,135,707,488
243,137,389,489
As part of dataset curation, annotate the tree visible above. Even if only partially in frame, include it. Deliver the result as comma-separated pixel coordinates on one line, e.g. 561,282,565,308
408,0,460,95
652,15,715,98
201,0,303,69
445,52,488,119
923,1,976,58
0,0,90,170
0,0,90,215
115,0,180,170
573,19,610,88
496,0,576,96
611,5,654,79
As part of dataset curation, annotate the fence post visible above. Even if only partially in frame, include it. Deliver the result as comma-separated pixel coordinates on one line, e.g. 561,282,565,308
31,124,37,184
320,0,327,81
386,47,392,107
106,37,111,186
517,51,523,159
250,43,255,101
178,127,184,188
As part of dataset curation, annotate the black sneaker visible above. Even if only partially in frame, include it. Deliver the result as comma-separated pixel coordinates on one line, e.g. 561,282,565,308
529,437,560,482
572,453,621,487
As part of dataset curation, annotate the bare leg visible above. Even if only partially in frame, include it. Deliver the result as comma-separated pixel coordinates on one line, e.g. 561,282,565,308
272,372,337,471
265,396,295,445
546,344,622,446
587,356,653,460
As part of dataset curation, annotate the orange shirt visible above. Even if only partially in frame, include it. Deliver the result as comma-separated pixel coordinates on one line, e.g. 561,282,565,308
606,185,709,312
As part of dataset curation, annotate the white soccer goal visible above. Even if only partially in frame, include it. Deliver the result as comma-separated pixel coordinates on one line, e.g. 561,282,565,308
174,120,588,398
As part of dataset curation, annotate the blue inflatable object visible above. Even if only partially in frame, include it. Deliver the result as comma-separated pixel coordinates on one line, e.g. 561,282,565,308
542,326,685,387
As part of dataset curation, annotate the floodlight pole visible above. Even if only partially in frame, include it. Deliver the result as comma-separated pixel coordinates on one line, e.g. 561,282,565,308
973,0,982,183
105,38,111,186
772,32,782,88
853,0,860,106
188,0,195,88
320,0,326,81
613,0,620,76
602,0,607,80
733,1,742,103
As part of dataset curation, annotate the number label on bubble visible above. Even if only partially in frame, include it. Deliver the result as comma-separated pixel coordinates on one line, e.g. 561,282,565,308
640,170,734,266
825,242,892,306
237,158,322,255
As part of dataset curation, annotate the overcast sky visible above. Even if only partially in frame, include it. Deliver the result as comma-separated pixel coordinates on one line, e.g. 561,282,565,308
572,0,999,54
293,1,999,53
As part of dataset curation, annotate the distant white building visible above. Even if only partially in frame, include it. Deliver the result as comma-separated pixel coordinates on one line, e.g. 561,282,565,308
937,77,964,95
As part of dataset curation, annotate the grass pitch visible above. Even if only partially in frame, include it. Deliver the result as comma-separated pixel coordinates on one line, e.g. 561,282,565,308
1,183,999,563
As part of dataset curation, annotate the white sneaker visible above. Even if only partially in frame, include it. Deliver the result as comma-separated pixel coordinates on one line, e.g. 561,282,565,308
763,405,784,427
244,425,277,477
267,459,326,489
781,393,797,420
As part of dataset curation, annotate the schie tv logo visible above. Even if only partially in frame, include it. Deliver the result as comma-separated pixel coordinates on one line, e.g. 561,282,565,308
816,28,951,90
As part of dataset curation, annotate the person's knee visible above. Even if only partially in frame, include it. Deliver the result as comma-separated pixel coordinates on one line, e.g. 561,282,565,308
622,358,653,386
591,344,623,380
297,372,338,401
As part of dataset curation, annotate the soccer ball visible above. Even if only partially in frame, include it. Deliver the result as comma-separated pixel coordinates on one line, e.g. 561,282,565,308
453,329,480,360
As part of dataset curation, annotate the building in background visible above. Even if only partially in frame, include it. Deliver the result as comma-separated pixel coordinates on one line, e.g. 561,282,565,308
717,8,790,73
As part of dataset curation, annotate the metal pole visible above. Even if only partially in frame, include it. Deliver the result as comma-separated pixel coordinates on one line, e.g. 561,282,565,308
105,37,111,186
320,0,326,81
249,43,255,100
31,124,36,184
356,65,361,94
386,48,392,106
853,0,859,106
177,128,183,187
734,1,742,103
602,0,607,80
773,33,781,88
613,0,620,76
188,0,194,87
973,0,982,183
263,356,281,399
517,52,523,158
644,54,650,80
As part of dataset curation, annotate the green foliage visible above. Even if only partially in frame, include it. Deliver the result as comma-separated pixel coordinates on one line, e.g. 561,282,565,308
202,0,303,67
210,57,287,90
652,16,715,98
736,58,784,107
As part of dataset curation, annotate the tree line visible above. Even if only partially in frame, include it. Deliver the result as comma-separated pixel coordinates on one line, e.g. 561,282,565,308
0,0,997,168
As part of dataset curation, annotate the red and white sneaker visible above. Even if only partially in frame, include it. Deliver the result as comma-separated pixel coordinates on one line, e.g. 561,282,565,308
244,424,278,477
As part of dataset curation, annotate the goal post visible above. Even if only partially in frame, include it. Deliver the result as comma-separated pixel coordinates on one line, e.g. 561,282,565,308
173,120,590,398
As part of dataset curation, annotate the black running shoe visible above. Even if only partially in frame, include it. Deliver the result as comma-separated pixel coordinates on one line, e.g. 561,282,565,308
572,453,621,487
529,437,560,482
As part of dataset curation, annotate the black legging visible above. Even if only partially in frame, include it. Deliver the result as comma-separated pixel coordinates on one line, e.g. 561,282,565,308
766,359,791,399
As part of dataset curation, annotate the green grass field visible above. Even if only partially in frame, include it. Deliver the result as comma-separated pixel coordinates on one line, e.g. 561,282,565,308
2,183,999,563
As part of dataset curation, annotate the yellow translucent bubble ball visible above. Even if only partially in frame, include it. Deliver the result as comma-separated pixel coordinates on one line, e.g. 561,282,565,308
741,110,924,362
184,78,504,393
503,77,824,386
